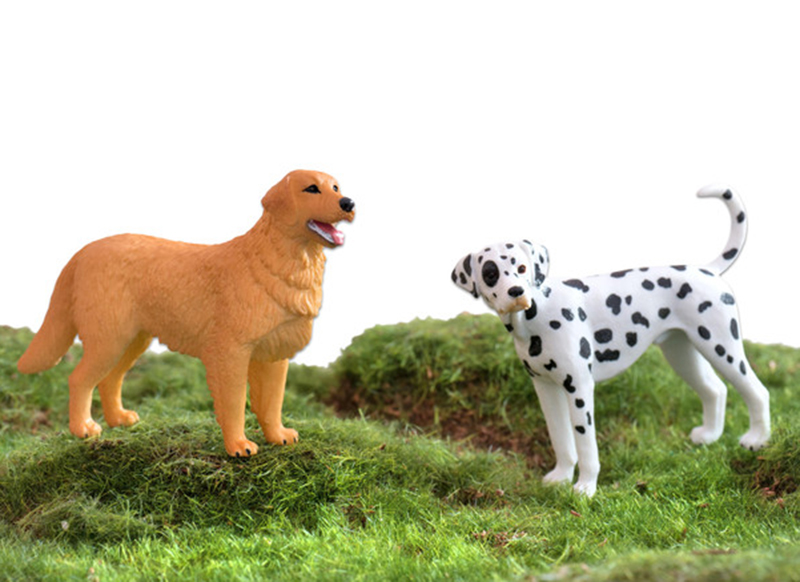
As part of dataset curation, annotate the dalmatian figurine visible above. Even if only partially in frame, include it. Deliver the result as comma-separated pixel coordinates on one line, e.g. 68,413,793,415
451,185,770,497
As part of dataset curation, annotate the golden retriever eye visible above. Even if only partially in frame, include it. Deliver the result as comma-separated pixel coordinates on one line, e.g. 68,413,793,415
333,185,339,192
303,185,321,194
518,265,527,274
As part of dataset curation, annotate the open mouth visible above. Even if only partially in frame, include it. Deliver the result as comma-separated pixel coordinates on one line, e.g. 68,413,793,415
307,220,345,246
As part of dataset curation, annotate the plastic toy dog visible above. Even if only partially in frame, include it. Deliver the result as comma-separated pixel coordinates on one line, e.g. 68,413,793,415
451,185,770,496
18,169,355,457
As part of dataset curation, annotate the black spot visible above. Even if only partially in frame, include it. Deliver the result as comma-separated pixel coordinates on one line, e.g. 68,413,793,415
626,332,638,347
561,308,574,321
594,329,613,344
563,374,576,393
463,255,472,277
606,294,622,315
564,279,590,293
723,248,738,261
578,308,587,321
730,318,739,340
672,265,687,271
504,323,513,333
576,426,586,435
587,412,592,426
625,295,633,305
534,264,545,285
528,336,543,357
523,360,538,377
611,269,632,278
727,355,734,364
657,277,672,288
715,344,726,357
579,337,591,359
641,280,655,291
677,283,693,299
723,189,733,200
459,272,467,285
595,349,621,362
698,301,712,313
737,211,746,224
575,398,585,408
451,269,457,284
700,269,714,276
632,312,650,328
524,300,538,320
639,267,650,272
698,326,711,340
550,321,561,330
721,293,735,305
542,287,552,298
658,308,671,319
505,243,514,249
482,260,499,287
544,359,557,371
740,361,747,375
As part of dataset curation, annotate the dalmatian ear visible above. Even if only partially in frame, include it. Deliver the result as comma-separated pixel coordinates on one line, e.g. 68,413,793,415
451,253,479,298
520,240,550,286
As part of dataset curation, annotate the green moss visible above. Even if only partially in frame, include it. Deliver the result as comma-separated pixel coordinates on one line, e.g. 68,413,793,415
1,322,800,581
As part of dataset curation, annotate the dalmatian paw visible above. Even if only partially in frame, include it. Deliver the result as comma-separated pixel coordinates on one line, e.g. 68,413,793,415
739,429,769,452
573,479,597,498
689,425,723,445
543,466,575,485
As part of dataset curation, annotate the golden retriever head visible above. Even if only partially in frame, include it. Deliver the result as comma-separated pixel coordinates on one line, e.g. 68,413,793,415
262,170,355,248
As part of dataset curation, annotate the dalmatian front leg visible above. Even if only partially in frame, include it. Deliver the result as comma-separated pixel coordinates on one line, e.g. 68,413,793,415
533,378,577,485
563,373,600,497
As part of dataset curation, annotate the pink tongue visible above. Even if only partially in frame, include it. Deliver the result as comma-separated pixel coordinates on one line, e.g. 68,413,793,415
313,220,344,245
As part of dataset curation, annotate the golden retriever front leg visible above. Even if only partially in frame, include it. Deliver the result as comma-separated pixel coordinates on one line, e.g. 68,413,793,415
248,358,299,446
203,348,259,457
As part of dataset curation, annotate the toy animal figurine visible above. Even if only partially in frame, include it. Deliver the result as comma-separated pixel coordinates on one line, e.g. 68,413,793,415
18,169,355,457
451,185,770,496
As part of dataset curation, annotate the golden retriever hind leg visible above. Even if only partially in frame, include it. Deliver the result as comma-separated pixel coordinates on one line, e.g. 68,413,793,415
203,348,258,457
98,332,152,428
248,358,298,446
67,337,133,438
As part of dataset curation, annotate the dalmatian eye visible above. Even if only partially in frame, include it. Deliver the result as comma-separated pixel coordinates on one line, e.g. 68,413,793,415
518,265,527,274
303,185,321,194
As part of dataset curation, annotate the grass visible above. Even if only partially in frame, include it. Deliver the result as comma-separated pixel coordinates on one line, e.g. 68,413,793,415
1,318,800,581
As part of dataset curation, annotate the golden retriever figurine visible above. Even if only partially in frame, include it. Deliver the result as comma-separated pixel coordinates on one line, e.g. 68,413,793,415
18,169,355,457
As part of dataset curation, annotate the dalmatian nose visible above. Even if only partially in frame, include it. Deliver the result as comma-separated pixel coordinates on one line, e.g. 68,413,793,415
339,197,355,212
508,286,525,298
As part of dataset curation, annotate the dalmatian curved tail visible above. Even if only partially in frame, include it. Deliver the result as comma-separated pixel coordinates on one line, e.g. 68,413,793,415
697,184,747,276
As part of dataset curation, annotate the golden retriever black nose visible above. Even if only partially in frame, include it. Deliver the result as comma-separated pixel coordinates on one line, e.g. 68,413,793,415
339,197,355,212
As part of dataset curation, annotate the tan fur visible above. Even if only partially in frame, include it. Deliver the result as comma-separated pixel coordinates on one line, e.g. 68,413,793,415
18,169,354,456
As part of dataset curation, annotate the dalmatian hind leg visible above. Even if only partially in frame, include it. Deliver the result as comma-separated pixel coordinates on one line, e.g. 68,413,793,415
659,329,770,451
534,373,600,496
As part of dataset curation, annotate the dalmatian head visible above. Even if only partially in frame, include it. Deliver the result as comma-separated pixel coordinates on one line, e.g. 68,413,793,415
452,240,550,315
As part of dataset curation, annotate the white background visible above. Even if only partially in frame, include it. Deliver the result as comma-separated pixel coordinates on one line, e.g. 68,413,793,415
2,1,798,366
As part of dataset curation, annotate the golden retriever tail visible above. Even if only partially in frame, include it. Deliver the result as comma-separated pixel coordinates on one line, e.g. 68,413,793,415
17,258,78,374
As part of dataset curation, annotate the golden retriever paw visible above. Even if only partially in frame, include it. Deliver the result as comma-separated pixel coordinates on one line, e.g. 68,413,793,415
70,418,102,439
264,426,299,446
226,438,259,458
106,409,140,428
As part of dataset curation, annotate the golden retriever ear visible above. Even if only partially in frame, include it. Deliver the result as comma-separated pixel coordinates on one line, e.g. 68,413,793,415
261,173,297,223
